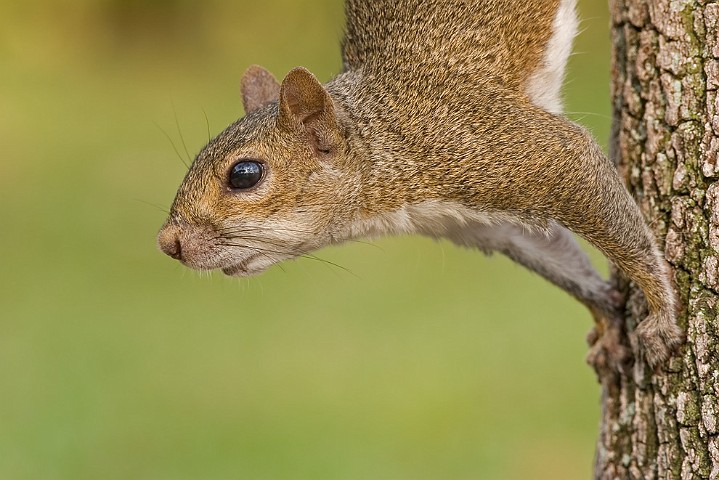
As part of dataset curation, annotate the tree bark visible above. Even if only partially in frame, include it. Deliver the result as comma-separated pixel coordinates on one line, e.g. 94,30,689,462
596,1,719,478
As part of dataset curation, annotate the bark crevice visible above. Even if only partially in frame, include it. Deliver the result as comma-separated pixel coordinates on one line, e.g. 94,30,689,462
598,1,718,479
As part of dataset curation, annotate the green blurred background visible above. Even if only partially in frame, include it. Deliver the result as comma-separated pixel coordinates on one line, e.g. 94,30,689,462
0,1,612,478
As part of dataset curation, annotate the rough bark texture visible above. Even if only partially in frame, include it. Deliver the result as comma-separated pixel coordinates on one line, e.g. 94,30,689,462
597,0,719,478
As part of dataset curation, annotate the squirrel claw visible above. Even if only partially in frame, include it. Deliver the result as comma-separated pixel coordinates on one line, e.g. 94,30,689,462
585,288,631,375
586,323,632,376
633,314,684,369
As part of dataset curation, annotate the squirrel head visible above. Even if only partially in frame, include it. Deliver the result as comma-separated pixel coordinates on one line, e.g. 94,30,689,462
157,66,361,276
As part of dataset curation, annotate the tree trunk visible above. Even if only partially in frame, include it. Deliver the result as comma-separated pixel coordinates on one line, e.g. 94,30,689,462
595,1,719,478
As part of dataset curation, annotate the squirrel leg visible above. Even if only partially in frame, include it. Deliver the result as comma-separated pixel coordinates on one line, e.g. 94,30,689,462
596,241,683,368
561,178,684,368
448,221,630,370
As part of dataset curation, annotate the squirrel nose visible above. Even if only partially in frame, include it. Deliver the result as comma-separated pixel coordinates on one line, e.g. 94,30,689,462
157,224,183,260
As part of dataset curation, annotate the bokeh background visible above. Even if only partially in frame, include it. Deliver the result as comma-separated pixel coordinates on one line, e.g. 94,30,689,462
0,1,612,478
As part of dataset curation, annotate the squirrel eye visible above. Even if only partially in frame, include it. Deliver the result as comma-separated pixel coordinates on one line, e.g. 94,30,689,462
229,160,264,190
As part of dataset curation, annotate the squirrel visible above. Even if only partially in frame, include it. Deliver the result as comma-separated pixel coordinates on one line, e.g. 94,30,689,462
157,0,683,369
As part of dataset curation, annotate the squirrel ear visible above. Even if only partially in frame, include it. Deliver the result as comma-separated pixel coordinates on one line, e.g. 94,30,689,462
278,67,340,155
241,65,281,114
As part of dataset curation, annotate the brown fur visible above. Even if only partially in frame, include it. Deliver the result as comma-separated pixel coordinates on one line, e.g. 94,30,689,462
158,0,683,368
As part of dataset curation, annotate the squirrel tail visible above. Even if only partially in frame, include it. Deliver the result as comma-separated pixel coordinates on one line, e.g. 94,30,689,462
525,0,578,113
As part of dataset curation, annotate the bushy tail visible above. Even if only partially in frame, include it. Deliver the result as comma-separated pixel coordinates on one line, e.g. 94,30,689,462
524,0,578,113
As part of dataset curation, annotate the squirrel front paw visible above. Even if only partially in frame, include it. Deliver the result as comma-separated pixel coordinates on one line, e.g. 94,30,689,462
633,313,684,368
585,288,632,375
586,321,632,375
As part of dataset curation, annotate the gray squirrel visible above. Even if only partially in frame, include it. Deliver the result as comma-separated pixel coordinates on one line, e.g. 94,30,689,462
158,0,683,368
